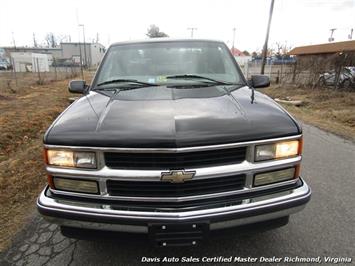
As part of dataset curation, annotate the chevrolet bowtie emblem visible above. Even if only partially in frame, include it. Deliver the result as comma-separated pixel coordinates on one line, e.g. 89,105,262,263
161,170,196,183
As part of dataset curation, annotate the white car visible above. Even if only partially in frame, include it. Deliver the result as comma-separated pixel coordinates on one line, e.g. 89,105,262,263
0,60,10,70
319,67,355,88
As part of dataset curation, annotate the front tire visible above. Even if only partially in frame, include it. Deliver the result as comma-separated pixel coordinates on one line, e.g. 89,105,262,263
318,77,326,87
342,79,351,89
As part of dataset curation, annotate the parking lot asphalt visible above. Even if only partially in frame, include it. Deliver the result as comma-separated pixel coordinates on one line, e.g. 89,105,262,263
1,123,354,266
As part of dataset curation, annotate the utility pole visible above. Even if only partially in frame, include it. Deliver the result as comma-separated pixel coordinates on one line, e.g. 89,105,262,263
50,33,56,48
261,0,275,75
187,27,197,38
33,33,38,47
329,28,336,42
232,28,236,51
348,28,353,40
11,32,16,49
79,24,87,67
77,29,84,80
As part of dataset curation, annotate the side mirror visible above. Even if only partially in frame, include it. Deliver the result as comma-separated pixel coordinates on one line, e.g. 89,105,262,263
249,75,270,88
68,80,87,94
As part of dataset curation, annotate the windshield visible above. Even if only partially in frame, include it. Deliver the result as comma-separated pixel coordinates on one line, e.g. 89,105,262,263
94,41,244,87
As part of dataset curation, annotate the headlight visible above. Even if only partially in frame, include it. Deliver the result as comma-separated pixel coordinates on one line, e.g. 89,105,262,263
254,168,296,186
46,150,97,168
255,140,300,161
52,177,99,194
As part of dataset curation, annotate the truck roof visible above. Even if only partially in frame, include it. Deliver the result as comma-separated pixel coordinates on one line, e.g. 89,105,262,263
110,38,224,47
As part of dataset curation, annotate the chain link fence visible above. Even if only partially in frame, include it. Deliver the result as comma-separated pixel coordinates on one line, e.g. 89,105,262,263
240,52,355,90
0,66,80,94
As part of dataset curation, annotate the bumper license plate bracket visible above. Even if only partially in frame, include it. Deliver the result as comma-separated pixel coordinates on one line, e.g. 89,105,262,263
149,222,209,247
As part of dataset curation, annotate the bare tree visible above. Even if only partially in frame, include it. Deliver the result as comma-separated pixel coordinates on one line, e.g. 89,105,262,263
281,44,292,56
146,25,169,38
251,51,259,58
57,35,70,43
273,42,292,59
275,42,283,56
267,47,275,57
242,50,250,56
45,33,58,48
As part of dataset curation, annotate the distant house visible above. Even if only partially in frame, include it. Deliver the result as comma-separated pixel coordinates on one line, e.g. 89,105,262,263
288,40,355,56
230,47,252,66
288,40,355,69
230,47,244,57
288,40,355,85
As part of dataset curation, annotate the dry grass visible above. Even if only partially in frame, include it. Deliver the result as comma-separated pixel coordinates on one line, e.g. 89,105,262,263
0,70,98,251
0,69,80,95
263,85,355,140
0,79,74,251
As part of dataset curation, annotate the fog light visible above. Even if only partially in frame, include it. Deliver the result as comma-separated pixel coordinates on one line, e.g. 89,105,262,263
53,177,99,194
254,168,296,186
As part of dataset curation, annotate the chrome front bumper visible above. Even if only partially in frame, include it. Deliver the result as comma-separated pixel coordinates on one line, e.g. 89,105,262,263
37,178,311,233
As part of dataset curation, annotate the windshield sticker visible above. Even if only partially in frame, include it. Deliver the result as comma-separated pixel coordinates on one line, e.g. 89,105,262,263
157,76,167,82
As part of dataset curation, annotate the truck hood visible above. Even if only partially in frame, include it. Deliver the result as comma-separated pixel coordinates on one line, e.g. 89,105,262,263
44,86,300,148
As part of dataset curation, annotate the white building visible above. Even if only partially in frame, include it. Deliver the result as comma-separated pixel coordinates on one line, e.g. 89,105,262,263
10,52,50,72
10,52,32,72
59,42,106,67
2,42,106,68
234,56,252,67
32,53,50,72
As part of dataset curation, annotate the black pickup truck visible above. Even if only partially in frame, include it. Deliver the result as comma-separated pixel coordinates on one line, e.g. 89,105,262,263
37,39,311,246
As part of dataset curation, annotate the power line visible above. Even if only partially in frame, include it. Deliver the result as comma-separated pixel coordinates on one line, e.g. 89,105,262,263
187,27,197,38
348,28,353,40
328,28,336,42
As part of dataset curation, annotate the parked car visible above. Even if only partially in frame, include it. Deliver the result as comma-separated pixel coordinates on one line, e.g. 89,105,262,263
346,66,355,76
0,60,10,70
319,67,355,88
37,39,311,246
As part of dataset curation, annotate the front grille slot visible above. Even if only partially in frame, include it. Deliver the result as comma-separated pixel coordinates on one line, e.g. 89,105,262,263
110,197,243,212
107,174,246,198
104,147,247,170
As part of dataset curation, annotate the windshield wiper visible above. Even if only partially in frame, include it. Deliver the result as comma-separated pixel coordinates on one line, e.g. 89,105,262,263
93,87,151,93
96,79,158,87
166,74,236,86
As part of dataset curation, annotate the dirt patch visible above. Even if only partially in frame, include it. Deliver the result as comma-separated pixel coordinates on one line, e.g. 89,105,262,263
263,85,355,140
